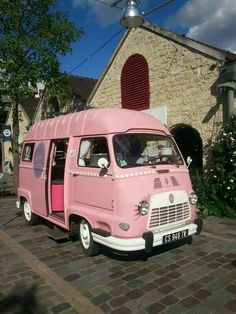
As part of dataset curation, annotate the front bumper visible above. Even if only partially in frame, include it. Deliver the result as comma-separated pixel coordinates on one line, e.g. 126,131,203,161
92,223,198,252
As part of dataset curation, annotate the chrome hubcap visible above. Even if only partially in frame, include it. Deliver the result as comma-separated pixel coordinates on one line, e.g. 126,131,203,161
80,222,90,249
24,202,31,221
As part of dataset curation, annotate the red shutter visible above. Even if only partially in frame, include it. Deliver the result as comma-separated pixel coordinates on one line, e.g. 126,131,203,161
121,54,150,111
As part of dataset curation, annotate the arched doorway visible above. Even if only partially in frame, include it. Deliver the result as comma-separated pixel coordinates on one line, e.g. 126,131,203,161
121,54,150,111
170,124,203,171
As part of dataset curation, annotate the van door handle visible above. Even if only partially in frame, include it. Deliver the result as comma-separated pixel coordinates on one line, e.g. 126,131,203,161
41,172,47,180
69,170,79,176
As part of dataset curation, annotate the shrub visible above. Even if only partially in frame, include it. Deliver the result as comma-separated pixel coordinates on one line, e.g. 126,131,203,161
192,115,236,217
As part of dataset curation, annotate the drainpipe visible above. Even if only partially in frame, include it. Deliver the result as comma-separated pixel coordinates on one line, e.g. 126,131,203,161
217,81,236,122
217,59,236,122
227,85,235,119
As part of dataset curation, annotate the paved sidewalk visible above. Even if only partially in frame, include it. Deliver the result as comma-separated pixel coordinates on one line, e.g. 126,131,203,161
0,196,236,313
203,215,236,239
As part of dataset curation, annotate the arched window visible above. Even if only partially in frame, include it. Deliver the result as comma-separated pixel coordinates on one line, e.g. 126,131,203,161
121,54,150,111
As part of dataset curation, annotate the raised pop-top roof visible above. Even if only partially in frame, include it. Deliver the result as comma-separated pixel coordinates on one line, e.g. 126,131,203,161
25,108,170,141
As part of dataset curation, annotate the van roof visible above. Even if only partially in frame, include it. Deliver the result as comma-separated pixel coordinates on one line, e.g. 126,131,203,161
25,108,170,140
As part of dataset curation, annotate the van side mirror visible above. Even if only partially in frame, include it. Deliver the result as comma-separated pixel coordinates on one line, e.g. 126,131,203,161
187,156,192,168
98,157,109,169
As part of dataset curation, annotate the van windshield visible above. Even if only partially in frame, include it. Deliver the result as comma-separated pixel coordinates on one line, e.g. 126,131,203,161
113,134,184,168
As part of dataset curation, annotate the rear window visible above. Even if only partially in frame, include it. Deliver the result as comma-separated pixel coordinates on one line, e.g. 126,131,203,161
22,143,35,162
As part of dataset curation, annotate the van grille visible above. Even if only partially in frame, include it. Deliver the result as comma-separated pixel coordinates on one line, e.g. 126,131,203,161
148,202,190,230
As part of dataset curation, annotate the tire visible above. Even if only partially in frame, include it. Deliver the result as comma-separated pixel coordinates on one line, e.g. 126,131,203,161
23,199,39,226
79,219,100,256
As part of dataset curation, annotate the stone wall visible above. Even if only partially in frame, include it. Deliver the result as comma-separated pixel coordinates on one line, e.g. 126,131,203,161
90,28,226,147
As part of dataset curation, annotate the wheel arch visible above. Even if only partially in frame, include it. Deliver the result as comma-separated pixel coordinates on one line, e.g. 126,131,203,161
68,211,94,230
18,189,32,208
69,213,82,227
68,212,111,235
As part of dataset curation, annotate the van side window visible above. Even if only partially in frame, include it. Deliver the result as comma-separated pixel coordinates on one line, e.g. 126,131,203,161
78,137,110,168
22,143,35,161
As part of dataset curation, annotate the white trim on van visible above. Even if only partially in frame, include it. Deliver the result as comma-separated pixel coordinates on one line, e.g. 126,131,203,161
92,223,197,251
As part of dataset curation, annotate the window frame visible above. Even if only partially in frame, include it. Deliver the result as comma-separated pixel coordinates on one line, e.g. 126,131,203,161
77,137,110,168
113,133,184,168
22,142,35,162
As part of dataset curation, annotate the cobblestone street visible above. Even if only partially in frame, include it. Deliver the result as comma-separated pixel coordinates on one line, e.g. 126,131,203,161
0,196,236,313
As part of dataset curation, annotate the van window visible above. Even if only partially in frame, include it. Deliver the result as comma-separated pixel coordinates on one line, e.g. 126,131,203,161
22,143,35,161
113,134,183,168
78,137,110,168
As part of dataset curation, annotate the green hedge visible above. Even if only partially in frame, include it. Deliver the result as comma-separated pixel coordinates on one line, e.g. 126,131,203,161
191,115,236,218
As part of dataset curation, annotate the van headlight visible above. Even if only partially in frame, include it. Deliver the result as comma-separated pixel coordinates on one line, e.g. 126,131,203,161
138,200,149,215
189,192,198,205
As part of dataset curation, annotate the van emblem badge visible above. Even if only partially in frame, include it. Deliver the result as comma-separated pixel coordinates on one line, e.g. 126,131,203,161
169,193,174,204
164,177,169,185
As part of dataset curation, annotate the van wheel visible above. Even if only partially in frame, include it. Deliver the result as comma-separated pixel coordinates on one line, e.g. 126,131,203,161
23,200,39,226
79,219,100,256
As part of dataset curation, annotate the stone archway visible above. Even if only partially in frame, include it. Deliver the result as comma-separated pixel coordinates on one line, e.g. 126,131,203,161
170,124,203,171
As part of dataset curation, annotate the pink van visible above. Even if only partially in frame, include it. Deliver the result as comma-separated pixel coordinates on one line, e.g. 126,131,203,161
17,108,202,256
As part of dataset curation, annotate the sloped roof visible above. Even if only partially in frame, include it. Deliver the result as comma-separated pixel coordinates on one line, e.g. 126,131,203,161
88,22,236,103
67,75,97,103
142,22,236,61
21,98,40,122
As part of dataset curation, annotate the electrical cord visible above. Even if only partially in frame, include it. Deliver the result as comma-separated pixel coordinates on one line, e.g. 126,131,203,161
68,28,124,74
0,214,19,230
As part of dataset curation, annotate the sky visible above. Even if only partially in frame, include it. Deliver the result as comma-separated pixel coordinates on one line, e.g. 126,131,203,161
56,0,236,79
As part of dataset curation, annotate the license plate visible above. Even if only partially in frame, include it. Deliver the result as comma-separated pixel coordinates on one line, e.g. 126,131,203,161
162,229,189,244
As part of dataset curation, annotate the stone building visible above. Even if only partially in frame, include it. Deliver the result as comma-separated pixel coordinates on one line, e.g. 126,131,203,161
2,98,39,171
88,22,236,169
33,75,97,121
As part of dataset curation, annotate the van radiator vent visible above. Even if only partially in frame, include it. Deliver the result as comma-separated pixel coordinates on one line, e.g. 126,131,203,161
154,178,162,189
170,176,179,186
148,202,190,229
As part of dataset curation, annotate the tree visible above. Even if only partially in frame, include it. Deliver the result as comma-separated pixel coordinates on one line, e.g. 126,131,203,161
39,73,73,120
0,0,83,188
